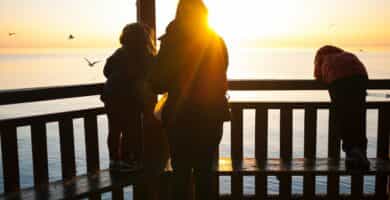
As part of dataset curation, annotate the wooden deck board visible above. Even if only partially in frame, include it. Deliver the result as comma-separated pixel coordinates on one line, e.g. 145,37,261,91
216,158,390,175
1,158,389,199
0,171,142,200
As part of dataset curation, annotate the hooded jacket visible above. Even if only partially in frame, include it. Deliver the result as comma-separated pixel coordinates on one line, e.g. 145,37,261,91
151,20,229,124
101,47,151,105
314,52,368,84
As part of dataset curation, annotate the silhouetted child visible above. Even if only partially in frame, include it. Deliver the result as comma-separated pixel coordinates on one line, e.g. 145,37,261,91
101,23,155,172
314,45,370,170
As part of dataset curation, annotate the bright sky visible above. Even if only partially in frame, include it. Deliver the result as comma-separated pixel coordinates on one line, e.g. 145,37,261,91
1,0,389,48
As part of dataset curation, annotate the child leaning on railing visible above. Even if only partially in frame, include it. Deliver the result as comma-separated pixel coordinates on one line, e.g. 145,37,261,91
314,45,370,170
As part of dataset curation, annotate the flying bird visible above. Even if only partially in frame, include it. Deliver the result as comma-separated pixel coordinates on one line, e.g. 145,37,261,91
84,58,101,67
68,34,75,40
8,32,16,36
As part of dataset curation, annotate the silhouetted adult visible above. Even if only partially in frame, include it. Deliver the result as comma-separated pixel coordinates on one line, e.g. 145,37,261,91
151,0,229,199
314,45,370,170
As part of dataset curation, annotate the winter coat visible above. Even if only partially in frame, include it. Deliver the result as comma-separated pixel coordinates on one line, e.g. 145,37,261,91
314,52,368,84
151,20,230,125
101,47,151,107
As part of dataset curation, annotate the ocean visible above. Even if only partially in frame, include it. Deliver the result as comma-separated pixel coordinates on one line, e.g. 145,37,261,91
0,47,389,198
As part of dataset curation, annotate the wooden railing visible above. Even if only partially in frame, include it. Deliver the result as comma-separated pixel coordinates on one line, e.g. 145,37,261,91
0,80,389,199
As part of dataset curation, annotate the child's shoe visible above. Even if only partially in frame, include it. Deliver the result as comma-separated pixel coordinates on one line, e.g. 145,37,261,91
345,148,370,170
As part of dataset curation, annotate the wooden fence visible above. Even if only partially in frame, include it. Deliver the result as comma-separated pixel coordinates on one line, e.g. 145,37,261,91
0,80,389,199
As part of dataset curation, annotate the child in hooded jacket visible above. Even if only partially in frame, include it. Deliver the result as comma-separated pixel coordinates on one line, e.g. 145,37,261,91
101,23,155,171
314,45,370,169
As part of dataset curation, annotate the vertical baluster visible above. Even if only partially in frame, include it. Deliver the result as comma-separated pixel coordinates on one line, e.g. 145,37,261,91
351,175,364,199
255,106,268,199
112,186,124,200
351,108,367,199
376,105,390,199
303,106,317,199
59,118,76,180
134,183,147,200
0,124,20,193
231,106,243,199
327,108,340,199
31,121,49,188
279,106,292,199
84,114,100,174
84,114,101,200
231,106,243,161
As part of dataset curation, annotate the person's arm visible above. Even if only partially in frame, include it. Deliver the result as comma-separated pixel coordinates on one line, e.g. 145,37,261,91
150,32,176,94
103,57,113,78
103,50,122,78
219,37,229,92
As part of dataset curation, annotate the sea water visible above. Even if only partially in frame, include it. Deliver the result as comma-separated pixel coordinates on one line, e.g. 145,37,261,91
1,47,389,198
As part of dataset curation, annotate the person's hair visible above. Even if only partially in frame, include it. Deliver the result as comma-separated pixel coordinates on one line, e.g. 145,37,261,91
175,0,208,24
120,23,155,55
314,45,344,67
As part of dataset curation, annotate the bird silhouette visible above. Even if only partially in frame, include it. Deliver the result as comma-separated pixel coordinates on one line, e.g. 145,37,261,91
84,58,101,67
8,32,16,36
68,34,75,40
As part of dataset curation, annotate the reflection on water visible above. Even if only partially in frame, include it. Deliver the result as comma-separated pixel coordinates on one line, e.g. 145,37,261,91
0,48,389,196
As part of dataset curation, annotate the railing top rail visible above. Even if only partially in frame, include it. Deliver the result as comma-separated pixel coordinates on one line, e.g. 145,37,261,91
0,80,390,105
1,101,389,127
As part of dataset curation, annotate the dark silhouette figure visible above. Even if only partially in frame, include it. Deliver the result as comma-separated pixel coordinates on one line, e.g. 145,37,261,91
314,45,370,170
68,34,75,40
101,23,155,171
151,0,230,199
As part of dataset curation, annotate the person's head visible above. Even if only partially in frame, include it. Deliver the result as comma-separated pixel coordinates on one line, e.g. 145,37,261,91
120,23,155,55
175,0,209,26
314,45,344,68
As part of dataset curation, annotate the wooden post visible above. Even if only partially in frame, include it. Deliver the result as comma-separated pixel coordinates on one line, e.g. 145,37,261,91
136,3,157,200
1,125,20,193
255,106,268,199
376,105,390,199
279,107,293,199
137,0,156,41
31,121,49,188
59,118,76,180
84,114,100,174
303,106,317,199
327,108,340,198
231,106,243,199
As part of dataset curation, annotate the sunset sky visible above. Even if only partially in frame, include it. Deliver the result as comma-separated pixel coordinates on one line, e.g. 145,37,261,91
1,0,389,49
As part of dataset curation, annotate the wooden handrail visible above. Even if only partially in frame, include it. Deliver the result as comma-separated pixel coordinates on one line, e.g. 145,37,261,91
1,79,390,105
1,101,389,127
0,82,389,198
0,83,104,105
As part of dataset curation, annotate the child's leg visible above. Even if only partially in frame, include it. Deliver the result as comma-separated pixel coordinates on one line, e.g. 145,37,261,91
334,100,367,152
121,110,143,163
330,77,368,153
107,112,122,161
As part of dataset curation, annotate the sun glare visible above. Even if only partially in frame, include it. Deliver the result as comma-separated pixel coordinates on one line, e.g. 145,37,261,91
205,0,302,41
